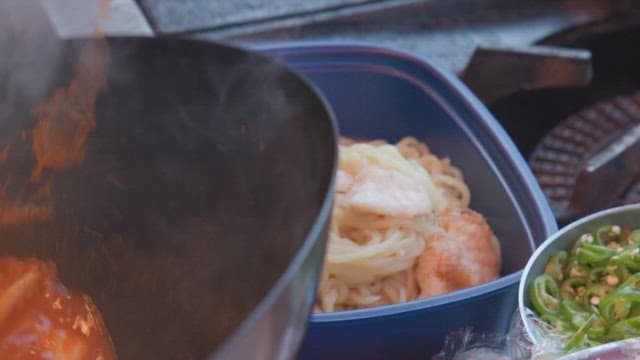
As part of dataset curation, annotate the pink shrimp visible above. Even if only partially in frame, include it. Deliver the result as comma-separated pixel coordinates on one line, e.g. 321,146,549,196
0,258,116,359
415,209,501,298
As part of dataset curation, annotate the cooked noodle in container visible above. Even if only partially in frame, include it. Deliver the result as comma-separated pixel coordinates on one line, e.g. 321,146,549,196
317,137,501,313
259,43,558,359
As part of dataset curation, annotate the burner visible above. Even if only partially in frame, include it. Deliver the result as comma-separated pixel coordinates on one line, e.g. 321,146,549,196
529,91,640,224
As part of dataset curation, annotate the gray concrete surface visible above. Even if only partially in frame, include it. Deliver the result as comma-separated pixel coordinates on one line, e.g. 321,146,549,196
196,0,611,73
136,0,378,34
36,0,618,73
44,0,152,37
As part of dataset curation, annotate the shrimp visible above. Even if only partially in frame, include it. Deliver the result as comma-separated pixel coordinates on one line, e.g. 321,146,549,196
415,209,501,298
404,268,418,300
336,169,354,194
0,258,116,359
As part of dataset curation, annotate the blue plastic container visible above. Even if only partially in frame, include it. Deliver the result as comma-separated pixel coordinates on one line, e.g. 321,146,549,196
259,43,558,359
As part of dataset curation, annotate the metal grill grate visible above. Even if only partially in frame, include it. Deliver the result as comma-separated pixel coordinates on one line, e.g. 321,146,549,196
530,91,640,223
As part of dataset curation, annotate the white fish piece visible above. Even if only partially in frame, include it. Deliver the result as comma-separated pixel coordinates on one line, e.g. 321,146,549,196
343,165,432,217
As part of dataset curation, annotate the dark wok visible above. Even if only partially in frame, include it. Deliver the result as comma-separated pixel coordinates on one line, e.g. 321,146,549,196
0,37,337,359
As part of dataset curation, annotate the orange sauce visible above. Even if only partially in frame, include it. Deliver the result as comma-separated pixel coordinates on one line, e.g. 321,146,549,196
0,258,116,359
0,202,54,227
0,145,10,166
30,38,109,181
0,26,110,228
0,4,117,358
0,181,54,227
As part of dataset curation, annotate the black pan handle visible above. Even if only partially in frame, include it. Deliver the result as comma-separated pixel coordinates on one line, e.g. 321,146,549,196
460,45,593,104
569,123,640,218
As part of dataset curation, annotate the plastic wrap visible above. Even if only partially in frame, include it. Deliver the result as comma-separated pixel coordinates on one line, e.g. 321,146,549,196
433,308,640,360
432,309,532,360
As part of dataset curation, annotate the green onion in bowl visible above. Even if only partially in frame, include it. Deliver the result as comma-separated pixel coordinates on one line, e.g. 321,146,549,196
519,204,640,354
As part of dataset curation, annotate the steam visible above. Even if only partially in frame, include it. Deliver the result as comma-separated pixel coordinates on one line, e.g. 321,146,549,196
206,55,302,154
0,0,64,129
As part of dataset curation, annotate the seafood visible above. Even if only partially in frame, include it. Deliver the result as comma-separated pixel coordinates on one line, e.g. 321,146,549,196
416,209,501,298
0,258,116,359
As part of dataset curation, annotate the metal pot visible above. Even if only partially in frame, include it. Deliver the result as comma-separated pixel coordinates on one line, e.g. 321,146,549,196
519,204,640,354
0,37,337,359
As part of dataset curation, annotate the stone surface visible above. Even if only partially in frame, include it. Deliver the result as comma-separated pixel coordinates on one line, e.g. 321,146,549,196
194,0,610,73
44,0,153,37
137,0,374,34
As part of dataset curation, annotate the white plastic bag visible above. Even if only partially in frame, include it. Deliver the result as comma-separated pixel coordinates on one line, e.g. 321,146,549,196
433,308,640,360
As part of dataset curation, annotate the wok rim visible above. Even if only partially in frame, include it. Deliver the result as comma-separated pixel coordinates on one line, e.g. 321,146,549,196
172,38,341,358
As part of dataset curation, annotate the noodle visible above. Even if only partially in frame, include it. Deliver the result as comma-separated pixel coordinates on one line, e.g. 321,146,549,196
397,137,470,209
316,136,497,312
